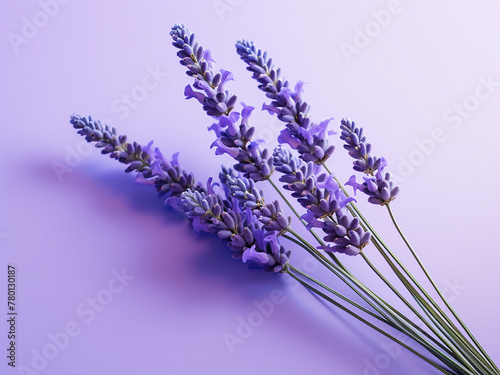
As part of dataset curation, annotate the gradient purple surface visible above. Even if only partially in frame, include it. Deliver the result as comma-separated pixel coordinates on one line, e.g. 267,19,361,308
1,1,500,374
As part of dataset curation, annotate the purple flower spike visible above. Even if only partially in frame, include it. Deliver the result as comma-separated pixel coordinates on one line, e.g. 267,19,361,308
236,40,335,164
347,170,399,206
208,107,274,182
242,232,291,273
319,210,371,256
170,24,237,117
70,114,203,209
220,168,291,235
340,118,386,176
180,185,291,273
272,145,370,256
340,118,400,205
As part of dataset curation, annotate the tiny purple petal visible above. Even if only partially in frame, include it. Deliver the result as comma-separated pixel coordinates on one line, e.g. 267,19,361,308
184,85,205,104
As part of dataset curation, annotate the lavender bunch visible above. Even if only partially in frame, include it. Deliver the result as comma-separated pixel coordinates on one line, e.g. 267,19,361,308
234,33,498,375
70,114,204,205
170,24,237,117
66,24,499,375
236,40,334,164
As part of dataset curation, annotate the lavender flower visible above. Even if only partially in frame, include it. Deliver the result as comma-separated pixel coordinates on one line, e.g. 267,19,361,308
208,105,274,181
236,40,335,164
273,146,370,256
340,118,400,206
220,168,291,234
340,118,384,175
70,114,289,273
170,24,237,117
346,170,400,206
70,114,203,207
171,25,274,183
180,187,290,272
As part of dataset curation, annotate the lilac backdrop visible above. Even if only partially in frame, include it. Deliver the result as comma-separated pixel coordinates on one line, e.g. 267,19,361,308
1,1,500,374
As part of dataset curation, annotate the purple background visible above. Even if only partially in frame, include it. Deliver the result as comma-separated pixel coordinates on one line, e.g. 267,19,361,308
2,1,500,374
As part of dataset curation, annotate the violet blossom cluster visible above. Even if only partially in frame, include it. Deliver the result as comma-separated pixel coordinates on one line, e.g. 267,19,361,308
180,182,290,273
273,146,370,256
170,25,273,182
219,167,291,235
235,40,335,164
70,114,203,205
170,24,237,117
340,118,400,206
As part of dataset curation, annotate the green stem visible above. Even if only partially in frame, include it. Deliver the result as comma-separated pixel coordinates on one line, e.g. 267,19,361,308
286,267,457,375
288,265,389,325
381,246,485,374
320,162,490,374
286,228,470,374
386,203,499,374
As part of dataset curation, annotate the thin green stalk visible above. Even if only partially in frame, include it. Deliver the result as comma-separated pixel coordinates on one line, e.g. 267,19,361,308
286,267,457,375
369,225,486,370
290,261,470,372
321,162,496,374
386,203,499,374
374,240,487,375
361,252,455,358
286,228,470,373
288,265,389,325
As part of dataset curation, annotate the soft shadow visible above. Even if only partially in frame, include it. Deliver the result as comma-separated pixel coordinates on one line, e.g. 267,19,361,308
32,159,284,294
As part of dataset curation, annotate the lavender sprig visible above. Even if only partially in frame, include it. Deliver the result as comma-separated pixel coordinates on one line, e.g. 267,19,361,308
170,25,274,183
70,114,204,206
273,146,370,256
340,118,400,206
346,171,400,206
170,24,237,117
236,40,334,164
220,168,291,234
209,104,273,182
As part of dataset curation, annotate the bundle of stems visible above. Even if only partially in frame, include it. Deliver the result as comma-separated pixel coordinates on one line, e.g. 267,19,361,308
68,24,498,374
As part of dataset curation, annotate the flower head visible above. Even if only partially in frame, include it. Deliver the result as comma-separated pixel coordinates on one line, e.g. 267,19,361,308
70,114,203,209
340,118,400,205
236,40,335,164
170,24,237,117
273,145,369,256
